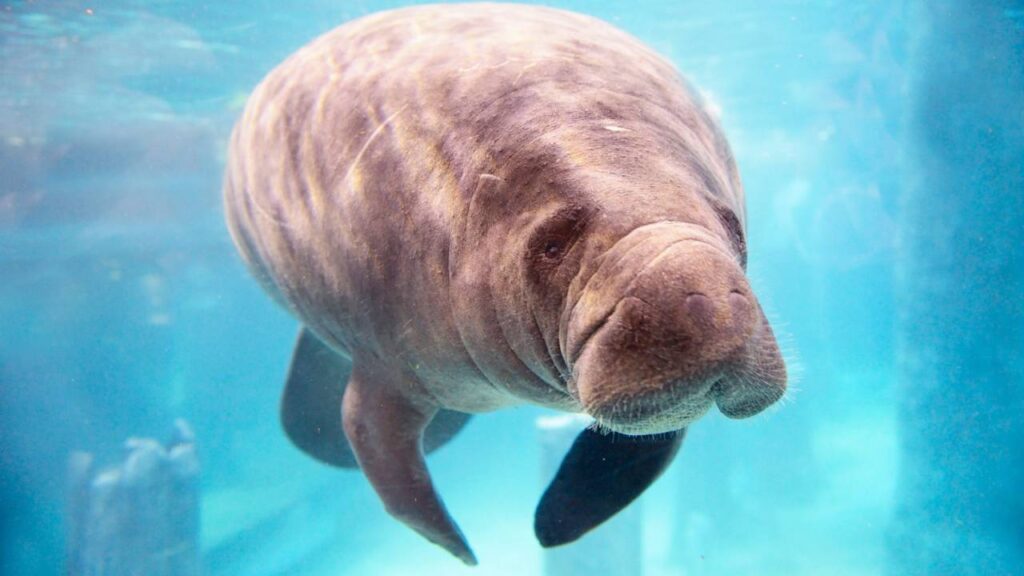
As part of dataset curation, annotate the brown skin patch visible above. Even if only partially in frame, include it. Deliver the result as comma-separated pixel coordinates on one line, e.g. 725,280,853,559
225,2,786,563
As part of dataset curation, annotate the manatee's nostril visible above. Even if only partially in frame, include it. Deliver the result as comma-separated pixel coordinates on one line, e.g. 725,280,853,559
721,296,756,352
685,293,715,328
728,291,754,329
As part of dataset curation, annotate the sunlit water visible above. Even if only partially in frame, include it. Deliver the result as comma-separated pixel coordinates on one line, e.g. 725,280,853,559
2,1,1020,575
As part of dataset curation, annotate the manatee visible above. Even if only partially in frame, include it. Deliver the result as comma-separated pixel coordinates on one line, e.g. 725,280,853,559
223,3,786,565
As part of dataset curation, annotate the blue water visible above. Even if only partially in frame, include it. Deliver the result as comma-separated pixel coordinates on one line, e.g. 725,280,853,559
1,1,1020,575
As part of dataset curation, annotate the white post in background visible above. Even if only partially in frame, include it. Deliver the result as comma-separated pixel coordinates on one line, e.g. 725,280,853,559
537,414,643,576
67,420,200,576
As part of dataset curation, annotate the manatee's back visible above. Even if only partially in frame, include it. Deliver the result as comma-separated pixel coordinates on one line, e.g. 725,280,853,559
223,6,497,356
222,4,739,362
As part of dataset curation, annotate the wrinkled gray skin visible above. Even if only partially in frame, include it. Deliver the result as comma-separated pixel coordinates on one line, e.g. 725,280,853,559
224,3,785,565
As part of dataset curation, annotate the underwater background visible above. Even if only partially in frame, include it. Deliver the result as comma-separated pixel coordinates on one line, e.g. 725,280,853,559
1,1,1021,575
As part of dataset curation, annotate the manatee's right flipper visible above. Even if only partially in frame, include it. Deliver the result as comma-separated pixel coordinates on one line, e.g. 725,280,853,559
343,363,477,565
281,328,472,468
281,328,358,467
534,427,686,547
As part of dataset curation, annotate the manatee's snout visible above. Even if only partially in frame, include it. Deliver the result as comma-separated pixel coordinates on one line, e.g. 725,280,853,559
565,222,786,434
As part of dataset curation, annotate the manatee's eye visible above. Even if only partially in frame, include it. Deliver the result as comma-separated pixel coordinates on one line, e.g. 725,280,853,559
714,204,747,267
528,206,588,266
543,240,564,260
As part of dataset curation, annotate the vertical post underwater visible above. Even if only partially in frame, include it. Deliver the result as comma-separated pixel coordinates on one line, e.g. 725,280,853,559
537,415,643,576
66,420,201,576
892,1,1024,574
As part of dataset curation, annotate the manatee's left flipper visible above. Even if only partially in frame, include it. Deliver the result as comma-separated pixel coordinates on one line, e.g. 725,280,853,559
535,427,686,547
282,328,473,468
343,364,477,566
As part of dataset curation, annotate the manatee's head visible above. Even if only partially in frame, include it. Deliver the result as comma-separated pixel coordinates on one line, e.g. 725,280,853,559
559,218,786,434
514,171,787,433
556,208,788,436
452,157,786,434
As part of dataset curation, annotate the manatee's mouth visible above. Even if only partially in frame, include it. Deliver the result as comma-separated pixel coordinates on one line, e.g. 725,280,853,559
567,295,786,435
575,348,773,434
582,374,722,435
566,299,619,370
580,365,785,435
710,366,787,419
560,221,786,435
567,300,724,434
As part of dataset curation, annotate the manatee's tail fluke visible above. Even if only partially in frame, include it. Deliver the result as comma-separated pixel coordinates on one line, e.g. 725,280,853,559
281,328,471,468
534,427,685,547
